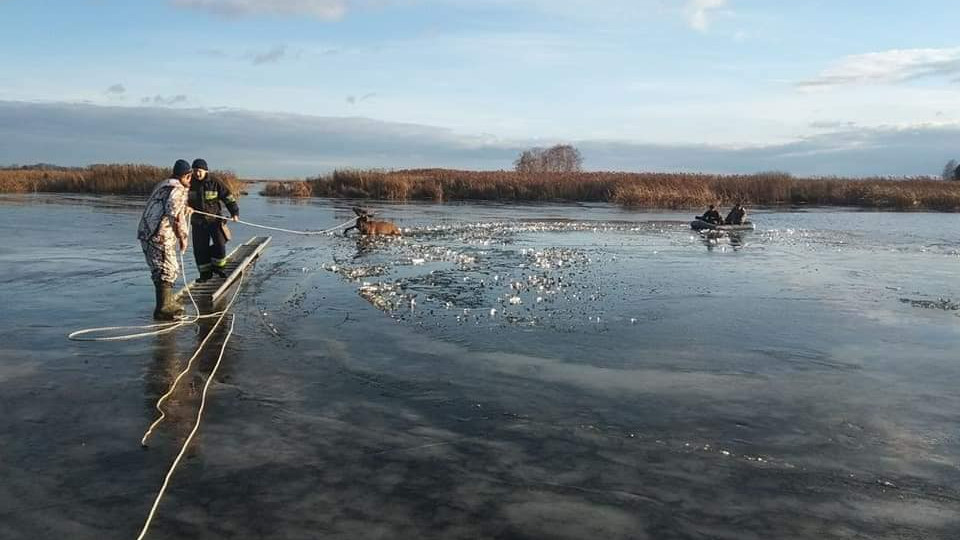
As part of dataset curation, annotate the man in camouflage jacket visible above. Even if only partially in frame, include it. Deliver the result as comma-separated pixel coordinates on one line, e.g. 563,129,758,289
137,159,193,320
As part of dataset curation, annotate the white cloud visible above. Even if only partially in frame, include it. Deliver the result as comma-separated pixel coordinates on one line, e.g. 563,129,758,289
171,0,348,19
105,84,126,95
809,120,858,130
684,0,725,32
171,0,727,31
141,95,189,106
799,47,960,88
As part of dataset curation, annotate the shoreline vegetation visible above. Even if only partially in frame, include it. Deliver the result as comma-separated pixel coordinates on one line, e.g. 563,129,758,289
3,164,960,210
261,169,960,211
0,164,243,196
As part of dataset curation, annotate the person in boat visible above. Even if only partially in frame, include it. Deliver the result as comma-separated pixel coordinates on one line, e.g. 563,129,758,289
724,203,747,225
187,158,240,282
697,204,723,225
137,159,193,321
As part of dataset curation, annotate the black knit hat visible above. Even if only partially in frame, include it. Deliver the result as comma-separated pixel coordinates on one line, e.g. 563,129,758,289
173,159,192,177
192,158,208,171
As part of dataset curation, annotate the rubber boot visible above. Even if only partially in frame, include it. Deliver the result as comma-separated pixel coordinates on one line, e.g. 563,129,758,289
196,270,213,283
212,266,227,279
162,282,185,319
152,281,165,320
154,282,185,321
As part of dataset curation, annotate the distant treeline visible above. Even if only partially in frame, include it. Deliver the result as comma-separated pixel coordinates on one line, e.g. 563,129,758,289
5,164,959,210
1,163,84,172
261,169,960,210
0,164,243,196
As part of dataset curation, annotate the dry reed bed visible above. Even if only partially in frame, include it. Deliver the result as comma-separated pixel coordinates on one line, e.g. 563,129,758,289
261,169,960,210
0,165,243,196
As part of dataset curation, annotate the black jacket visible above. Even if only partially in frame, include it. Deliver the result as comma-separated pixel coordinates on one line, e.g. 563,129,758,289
189,177,239,223
725,207,746,225
700,209,722,224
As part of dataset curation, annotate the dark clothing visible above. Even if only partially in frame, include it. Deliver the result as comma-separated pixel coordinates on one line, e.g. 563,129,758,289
725,207,746,225
173,159,192,178
699,209,723,224
191,219,229,272
188,176,239,272
188,176,239,222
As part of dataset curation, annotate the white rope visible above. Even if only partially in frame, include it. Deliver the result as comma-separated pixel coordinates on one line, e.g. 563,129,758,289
73,245,245,538
135,314,237,540
67,250,224,342
65,209,354,538
140,270,245,447
68,208,352,343
65,247,246,538
192,209,355,236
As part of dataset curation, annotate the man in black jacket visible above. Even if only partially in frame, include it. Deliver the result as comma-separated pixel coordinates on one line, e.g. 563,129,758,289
725,203,747,225
188,158,239,282
698,204,723,225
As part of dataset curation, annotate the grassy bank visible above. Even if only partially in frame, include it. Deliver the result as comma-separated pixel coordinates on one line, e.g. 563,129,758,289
261,169,960,210
0,164,243,196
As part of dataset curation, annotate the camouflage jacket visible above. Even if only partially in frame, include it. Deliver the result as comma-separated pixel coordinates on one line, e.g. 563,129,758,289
137,179,189,243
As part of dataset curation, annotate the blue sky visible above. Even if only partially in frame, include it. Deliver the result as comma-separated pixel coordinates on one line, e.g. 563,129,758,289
2,0,960,177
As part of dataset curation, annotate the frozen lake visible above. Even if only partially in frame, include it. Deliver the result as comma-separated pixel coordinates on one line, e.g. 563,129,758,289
1,192,958,539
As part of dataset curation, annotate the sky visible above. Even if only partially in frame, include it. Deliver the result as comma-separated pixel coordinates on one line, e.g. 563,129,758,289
1,0,960,177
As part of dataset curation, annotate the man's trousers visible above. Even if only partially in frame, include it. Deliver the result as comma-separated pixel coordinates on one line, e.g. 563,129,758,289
191,218,228,274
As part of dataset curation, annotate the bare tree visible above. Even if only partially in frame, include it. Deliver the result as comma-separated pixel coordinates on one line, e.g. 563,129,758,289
943,159,959,180
514,147,544,173
544,144,583,172
514,144,583,173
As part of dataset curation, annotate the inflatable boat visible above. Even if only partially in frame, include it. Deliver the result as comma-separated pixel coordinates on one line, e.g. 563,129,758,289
690,219,755,232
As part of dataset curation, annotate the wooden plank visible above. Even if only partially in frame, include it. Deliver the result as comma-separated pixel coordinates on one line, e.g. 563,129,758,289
176,236,271,304
211,236,271,302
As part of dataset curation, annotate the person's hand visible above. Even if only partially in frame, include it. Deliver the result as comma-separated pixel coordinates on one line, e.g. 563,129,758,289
179,237,188,253
231,215,239,222
185,207,194,217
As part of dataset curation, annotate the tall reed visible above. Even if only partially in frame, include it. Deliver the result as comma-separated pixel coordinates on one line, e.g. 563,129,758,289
0,164,243,196
260,168,960,210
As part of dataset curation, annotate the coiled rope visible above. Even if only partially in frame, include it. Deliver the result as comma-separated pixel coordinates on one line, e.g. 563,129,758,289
67,250,223,342
67,212,353,344
67,216,232,343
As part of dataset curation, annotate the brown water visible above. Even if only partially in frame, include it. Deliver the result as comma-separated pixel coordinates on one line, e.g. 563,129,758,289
1,193,959,539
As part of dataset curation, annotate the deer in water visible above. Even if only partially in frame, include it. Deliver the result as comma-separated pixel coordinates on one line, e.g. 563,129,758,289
343,207,402,237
